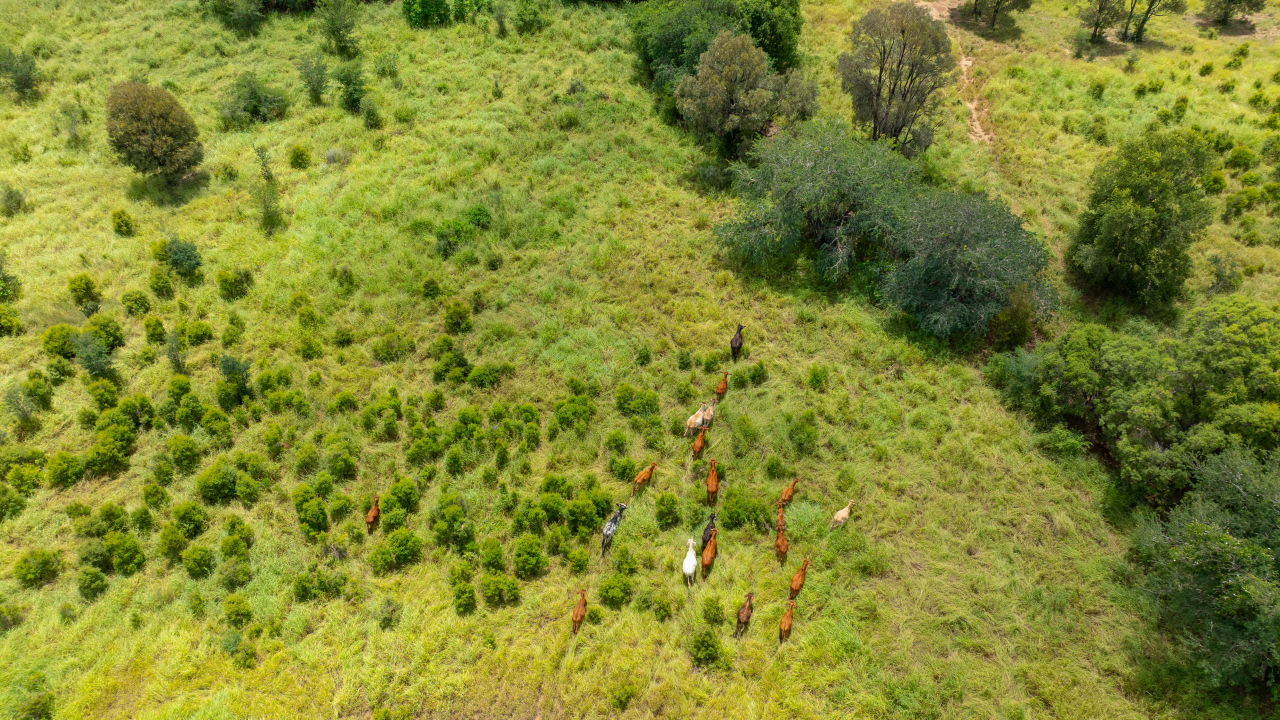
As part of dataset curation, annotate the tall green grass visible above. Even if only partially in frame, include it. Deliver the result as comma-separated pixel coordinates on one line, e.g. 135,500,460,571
0,0,1270,717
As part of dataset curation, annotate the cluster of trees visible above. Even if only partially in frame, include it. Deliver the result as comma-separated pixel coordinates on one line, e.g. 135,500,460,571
1075,0,1257,44
987,294,1280,690
716,118,1054,342
632,0,811,157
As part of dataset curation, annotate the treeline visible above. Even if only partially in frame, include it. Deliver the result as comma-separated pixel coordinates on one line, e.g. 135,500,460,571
986,126,1280,695
988,294,1280,691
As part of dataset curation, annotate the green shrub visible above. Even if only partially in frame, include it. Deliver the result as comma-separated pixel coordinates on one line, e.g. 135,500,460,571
45,453,83,489
701,595,725,625
721,485,765,530
223,592,252,628
480,537,505,572
512,534,547,579
149,268,175,299
157,523,188,562
404,0,452,26
105,83,203,182
219,72,288,130
0,47,39,98
443,301,472,333
172,500,209,538
431,491,476,553
104,531,145,575
1225,144,1258,171
0,305,21,337
654,492,680,529
479,572,520,606
41,324,77,359
162,238,203,280
452,582,477,614
120,290,151,317
288,145,311,169
598,572,633,609
78,567,108,601
371,331,415,362
360,97,382,130
298,54,328,105
317,0,360,57
370,528,423,574
14,549,60,588
689,628,723,667
615,384,660,416
67,273,101,315
169,434,202,474
567,546,589,573
332,61,366,114
216,269,254,301
111,209,135,236
181,544,216,578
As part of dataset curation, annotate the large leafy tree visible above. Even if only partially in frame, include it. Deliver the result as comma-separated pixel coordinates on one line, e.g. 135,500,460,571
836,2,955,154
1067,130,1212,308
881,190,1054,340
105,83,203,183
675,31,815,157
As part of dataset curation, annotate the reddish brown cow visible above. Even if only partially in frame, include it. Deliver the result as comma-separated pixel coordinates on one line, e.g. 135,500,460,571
571,589,587,635
775,526,789,563
734,592,754,639
779,477,798,506
632,462,656,494
705,459,719,505
715,371,729,399
701,527,718,579
779,599,795,642
789,557,810,599
365,495,380,534
691,429,706,457
775,504,786,532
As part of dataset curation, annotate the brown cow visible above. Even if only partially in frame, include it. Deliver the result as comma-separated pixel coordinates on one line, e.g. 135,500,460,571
734,592,754,639
691,429,706,457
775,525,789,563
571,589,587,635
779,599,795,642
365,495,380,534
700,527,718,579
632,462,656,495
779,477,798,506
715,371,729,399
789,557,810,599
705,459,719,505
775,504,786,532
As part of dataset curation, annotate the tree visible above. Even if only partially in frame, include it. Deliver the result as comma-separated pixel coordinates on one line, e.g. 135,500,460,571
1203,0,1265,23
404,0,452,26
105,83,203,183
881,190,1055,339
675,31,815,157
1067,130,1212,307
714,117,918,277
1080,0,1125,41
970,0,1032,28
736,0,804,69
1119,0,1186,41
837,2,955,154
317,0,359,57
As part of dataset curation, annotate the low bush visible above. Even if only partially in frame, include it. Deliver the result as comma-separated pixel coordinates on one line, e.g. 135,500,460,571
181,544,216,578
216,269,254,301
512,534,548,579
105,83,203,182
598,572,633,609
219,73,288,130
14,549,60,588
479,572,520,606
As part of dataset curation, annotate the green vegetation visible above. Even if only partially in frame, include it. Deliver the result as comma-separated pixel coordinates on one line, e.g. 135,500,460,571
2,0,1279,717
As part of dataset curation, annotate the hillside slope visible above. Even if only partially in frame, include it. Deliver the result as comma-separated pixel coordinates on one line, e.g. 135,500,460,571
0,0,1249,717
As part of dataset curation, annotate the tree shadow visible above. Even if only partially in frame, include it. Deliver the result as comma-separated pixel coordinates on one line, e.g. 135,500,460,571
948,5,1025,42
1194,14,1257,35
125,171,209,207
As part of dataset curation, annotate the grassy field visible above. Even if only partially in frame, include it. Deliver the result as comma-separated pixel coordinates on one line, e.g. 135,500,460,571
1,0,1276,717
